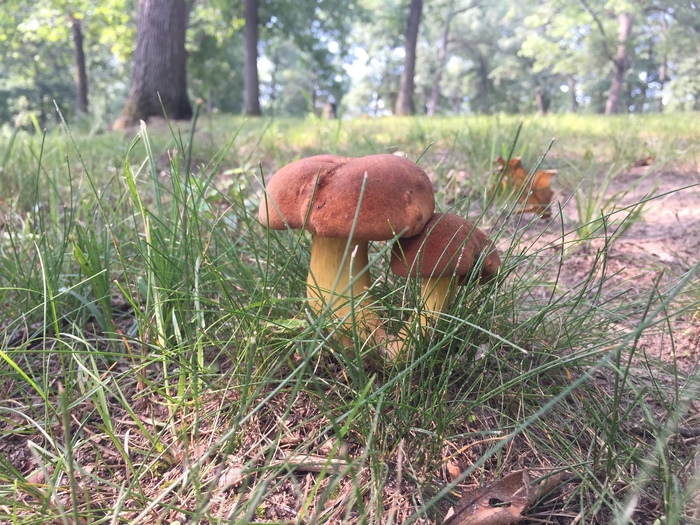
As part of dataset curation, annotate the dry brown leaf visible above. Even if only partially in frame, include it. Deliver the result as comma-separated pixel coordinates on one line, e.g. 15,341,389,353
632,155,654,167
495,156,557,217
217,465,246,490
446,458,466,483
443,470,569,525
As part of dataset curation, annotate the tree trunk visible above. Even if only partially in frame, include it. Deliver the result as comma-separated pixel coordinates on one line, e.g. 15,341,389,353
568,76,578,112
427,3,474,116
243,0,261,116
604,12,633,115
427,7,452,116
475,55,490,114
395,0,422,115
268,53,279,117
71,16,88,114
535,87,549,114
658,15,667,113
113,0,192,129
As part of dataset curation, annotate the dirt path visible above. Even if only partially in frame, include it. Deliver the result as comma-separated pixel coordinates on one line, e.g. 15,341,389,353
544,166,700,372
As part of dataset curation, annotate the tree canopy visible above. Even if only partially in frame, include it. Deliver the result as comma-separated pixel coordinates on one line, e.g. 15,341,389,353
1,0,699,126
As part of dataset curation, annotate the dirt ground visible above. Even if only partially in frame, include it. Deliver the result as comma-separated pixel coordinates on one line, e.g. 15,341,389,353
535,165,700,373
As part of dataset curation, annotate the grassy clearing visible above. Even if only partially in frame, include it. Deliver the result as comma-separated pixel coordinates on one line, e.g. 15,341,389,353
1,112,699,524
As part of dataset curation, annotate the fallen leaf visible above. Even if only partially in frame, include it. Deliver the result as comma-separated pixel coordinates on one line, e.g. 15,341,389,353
443,470,569,525
495,156,557,217
632,155,654,167
217,465,245,490
446,458,467,482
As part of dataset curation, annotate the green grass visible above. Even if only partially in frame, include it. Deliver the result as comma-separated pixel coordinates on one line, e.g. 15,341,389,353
1,112,699,524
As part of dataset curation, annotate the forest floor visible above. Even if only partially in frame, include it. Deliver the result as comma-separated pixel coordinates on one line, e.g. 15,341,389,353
2,116,700,524
540,164,700,373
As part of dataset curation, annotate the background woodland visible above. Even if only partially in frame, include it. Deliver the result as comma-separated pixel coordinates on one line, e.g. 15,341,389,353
2,0,700,129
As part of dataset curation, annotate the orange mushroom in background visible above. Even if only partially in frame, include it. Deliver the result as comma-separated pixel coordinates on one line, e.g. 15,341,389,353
495,156,557,217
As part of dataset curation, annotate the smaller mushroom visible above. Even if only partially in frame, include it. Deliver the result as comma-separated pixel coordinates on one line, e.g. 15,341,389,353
388,213,501,357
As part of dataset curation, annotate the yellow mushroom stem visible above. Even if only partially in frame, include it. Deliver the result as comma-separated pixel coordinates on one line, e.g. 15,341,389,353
385,274,458,360
419,275,458,322
306,234,387,348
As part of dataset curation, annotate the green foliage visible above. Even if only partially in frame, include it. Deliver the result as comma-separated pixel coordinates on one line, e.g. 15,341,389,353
0,0,135,124
3,0,700,124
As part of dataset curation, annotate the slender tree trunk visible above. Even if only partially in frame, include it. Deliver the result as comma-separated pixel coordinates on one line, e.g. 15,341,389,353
605,12,634,115
113,0,192,129
658,15,667,113
268,54,279,117
427,3,474,116
311,80,318,114
243,0,261,116
427,8,452,116
535,87,548,114
476,55,490,114
71,16,88,114
568,76,579,112
657,59,667,113
395,0,422,115
33,64,47,127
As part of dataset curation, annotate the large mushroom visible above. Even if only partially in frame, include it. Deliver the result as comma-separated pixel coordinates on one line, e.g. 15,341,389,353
259,153,435,346
389,212,501,355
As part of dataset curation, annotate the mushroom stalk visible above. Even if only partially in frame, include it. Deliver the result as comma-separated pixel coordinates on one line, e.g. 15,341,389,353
419,276,457,321
307,235,385,346
386,276,457,359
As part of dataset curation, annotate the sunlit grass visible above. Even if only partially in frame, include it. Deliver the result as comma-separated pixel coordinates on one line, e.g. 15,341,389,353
0,111,699,523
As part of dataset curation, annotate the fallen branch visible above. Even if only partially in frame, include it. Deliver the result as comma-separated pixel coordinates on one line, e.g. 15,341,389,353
270,454,349,474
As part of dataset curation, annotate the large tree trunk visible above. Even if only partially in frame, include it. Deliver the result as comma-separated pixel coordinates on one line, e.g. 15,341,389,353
243,0,261,116
113,0,192,129
395,0,422,115
71,16,88,114
605,12,633,115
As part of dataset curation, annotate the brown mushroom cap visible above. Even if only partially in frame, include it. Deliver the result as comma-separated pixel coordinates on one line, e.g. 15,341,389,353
390,213,501,283
259,154,435,240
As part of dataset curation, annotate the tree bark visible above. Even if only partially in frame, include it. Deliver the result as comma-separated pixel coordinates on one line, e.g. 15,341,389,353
395,0,423,115
71,16,88,114
113,0,192,129
475,55,490,114
535,86,549,114
568,76,578,113
658,15,667,113
427,7,452,116
427,3,474,116
604,12,634,115
243,0,261,116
